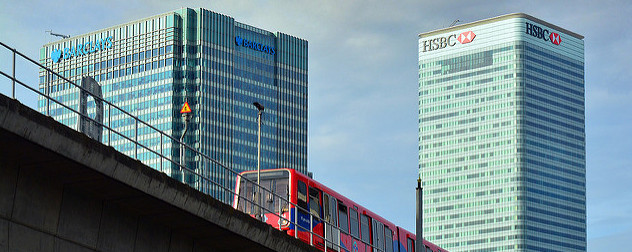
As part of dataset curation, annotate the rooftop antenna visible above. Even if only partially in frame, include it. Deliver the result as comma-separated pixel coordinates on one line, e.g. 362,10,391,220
449,19,461,27
46,30,70,39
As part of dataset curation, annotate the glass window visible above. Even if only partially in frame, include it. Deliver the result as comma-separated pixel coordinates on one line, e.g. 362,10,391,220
159,47,165,55
145,63,151,70
126,55,131,63
385,227,394,252
152,48,158,57
166,58,173,66
145,50,151,58
350,209,359,238
297,180,308,211
139,52,144,60
133,53,139,61
94,63,100,70
139,64,144,72
165,45,173,53
158,60,164,68
113,58,119,66
360,215,370,244
309,187,321,218
338,204,348,233
120,56,126,64
407,238,415,252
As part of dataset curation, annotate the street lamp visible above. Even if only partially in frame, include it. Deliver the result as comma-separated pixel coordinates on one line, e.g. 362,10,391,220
253,102,264,221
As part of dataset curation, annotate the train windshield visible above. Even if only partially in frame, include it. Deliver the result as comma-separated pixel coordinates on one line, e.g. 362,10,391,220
236,170,290,215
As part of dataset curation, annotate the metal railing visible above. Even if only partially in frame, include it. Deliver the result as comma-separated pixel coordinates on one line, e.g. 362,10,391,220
0,41,390,252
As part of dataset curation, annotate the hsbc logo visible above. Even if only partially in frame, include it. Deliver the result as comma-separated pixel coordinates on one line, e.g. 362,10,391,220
526,22,562,45
422,31,476,52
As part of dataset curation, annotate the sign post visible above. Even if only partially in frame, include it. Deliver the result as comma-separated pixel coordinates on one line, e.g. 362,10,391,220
179,101,192,184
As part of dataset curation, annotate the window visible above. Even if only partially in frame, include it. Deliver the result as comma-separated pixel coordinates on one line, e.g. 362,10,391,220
407,238,415,252
426,245,432,252
308,187,321,218
361,215,371,244
350,208,359,238
297,180,308,211
338,204,348,233
385,227,394,252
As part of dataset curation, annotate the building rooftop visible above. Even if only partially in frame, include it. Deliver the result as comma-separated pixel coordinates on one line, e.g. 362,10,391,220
419,13,584,40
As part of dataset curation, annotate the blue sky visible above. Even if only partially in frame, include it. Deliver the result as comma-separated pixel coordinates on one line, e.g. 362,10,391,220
1,1,630,250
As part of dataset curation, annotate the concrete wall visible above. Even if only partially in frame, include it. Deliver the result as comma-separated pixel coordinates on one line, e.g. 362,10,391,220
0,94,317,252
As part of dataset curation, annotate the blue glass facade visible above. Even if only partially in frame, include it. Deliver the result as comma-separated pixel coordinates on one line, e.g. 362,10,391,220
39,8,308,201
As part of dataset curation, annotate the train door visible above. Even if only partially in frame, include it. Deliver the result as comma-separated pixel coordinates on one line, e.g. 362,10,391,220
338,203,351,252
371,219,384,252
308,186,325,249
323,193,340,251
384,226,394,252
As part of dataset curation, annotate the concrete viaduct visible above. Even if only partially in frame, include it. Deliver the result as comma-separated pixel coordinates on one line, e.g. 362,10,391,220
0,93,318,252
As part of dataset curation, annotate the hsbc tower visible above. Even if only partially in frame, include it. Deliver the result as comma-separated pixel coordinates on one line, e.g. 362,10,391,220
418,14,585,252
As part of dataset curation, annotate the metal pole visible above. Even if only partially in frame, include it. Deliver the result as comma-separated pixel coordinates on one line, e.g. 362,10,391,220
107,105,111,146
324,221,328,252
416,177,423,252
135,120,138,159
160,134,163,172
310,214,313,246
46,73,50,116
253,102,264,222
180,113,190,184
257,109,262,221
12,51,16,99
294,206,298,239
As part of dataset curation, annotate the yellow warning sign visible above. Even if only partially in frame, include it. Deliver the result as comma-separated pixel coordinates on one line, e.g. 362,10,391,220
180,102,192,114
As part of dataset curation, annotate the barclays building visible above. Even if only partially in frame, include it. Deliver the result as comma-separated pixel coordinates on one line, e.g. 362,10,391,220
39,8,308,200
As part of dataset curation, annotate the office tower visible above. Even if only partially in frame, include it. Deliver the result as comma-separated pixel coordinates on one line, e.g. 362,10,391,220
40,8,308,200
418,13,585,252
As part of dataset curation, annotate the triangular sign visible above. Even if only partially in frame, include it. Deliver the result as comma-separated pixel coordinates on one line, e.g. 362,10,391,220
180,102,192,114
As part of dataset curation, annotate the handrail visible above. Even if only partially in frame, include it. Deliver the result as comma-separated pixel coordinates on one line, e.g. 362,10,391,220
0,41,389,252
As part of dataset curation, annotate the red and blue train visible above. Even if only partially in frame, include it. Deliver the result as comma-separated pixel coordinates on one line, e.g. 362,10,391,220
233,168,447,252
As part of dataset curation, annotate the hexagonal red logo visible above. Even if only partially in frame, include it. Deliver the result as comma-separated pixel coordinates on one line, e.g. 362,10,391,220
549,32,561,45
457,31,476,44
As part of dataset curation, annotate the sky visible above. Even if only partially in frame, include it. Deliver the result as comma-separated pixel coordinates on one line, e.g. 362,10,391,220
1,0,631,250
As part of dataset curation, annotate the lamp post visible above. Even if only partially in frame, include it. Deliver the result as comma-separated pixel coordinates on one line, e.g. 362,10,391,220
253,102,264,221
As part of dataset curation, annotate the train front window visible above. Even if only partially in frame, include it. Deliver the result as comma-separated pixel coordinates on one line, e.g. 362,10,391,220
309,187,322,218
236,170,290,215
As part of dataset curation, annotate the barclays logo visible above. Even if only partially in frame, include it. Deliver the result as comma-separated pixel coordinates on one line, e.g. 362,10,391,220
235,36,275,55
51,36,114,63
